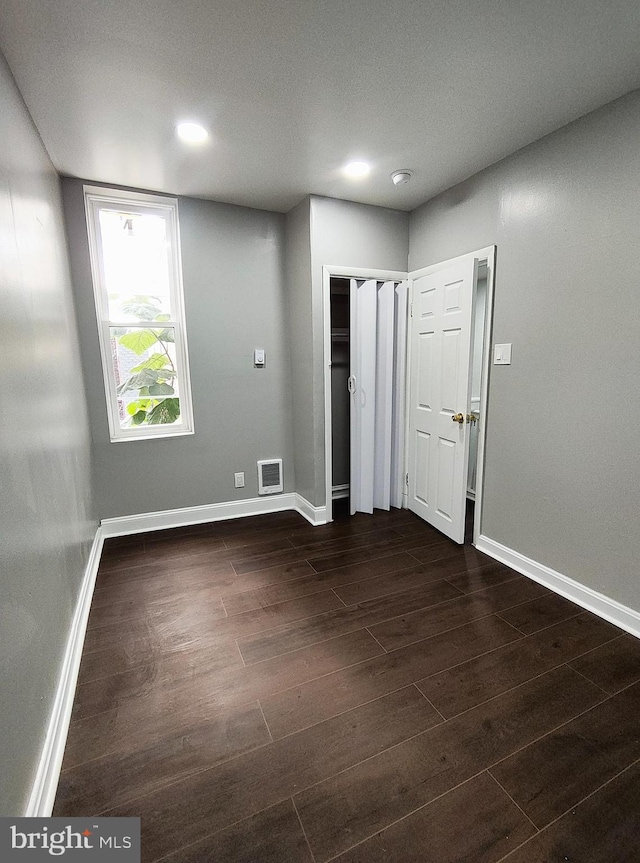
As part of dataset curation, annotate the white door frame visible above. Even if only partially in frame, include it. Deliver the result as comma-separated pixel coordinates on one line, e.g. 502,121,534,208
322,265,408,523
406,245,496,544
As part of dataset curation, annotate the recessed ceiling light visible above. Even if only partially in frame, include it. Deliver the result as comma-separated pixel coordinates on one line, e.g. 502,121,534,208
176,122,209,143
343,161,371,179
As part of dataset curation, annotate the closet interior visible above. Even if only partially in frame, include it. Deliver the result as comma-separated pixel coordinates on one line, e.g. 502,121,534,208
330,278,350,501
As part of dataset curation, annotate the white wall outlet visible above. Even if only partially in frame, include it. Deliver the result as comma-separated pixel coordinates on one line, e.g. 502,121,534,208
234,472,245,488
493,343,512,365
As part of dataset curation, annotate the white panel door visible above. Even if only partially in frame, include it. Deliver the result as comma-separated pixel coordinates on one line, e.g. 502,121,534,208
350,279,377,514
407,257,477,542
390,281,409,509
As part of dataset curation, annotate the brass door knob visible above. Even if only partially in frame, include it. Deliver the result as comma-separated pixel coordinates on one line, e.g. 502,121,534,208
466,413,478,425
452,413,464,424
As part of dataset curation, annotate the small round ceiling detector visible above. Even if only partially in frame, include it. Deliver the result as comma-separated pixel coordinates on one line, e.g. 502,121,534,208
391,169,413,186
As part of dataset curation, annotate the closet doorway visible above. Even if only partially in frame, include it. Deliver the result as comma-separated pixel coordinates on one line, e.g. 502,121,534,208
329,278,350,504
323,266,408,523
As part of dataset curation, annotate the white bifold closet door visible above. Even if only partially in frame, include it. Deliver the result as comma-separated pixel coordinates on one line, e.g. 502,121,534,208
350,279,407,515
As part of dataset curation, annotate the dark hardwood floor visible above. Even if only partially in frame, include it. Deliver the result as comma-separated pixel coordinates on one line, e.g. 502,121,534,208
54,502,640,862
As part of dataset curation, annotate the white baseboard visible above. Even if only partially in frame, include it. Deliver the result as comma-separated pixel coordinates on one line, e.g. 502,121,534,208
295,494,328,526
101,493,328,536
25,526,104,816
101,494,300,536
476,534,640,640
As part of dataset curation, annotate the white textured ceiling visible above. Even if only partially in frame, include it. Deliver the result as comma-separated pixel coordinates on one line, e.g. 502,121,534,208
1,0,639,212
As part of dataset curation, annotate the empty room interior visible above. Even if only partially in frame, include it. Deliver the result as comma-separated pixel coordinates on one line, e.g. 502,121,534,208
1,1,640,860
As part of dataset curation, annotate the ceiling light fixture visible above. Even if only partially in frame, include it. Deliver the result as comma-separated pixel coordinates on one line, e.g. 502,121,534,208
176,122,209,143
343,161,371,179
391,169,413,186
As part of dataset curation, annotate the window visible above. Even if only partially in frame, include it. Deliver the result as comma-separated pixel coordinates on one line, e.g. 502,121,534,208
84,187,194,441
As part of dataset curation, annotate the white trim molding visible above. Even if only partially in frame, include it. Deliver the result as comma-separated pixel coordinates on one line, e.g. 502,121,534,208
101,493,328,537
26,527,104,816
295,494,328,525
477,535,640,639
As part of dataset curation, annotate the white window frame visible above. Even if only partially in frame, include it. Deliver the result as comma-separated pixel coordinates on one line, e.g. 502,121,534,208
84,185,195,442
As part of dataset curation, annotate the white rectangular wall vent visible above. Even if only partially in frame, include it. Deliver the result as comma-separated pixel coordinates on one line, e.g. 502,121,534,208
257,459,283,495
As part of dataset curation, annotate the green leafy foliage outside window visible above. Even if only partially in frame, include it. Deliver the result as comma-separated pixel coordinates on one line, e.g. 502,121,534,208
113,297,181,426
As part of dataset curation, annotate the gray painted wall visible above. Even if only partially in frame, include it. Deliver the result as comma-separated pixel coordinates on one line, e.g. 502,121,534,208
62,180,294,518
284,198,313,503
309,196,410,506
410,90,640,611
0,55,95,814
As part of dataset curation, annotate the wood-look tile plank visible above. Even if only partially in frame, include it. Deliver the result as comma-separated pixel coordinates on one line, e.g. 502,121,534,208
55,701,272,816
62,680,275,771
331,772,535,863
76,638,242,687
231,531,422,577
96,542,242,575
345,508,418,528
497,759,640,863
209,590,346,638
219,522,311,549
329,559,521,609
384,518,444,539
87,588,227,631
409,541,491,567
105,686,442,862
491,680,640,828
159,800,313,863
222,553,417,615
72,629,384,722
267,527,402,559
569,633,640,694
83,588,344,656
231,547,318,575
98,533,296,577
368,577,547,652
261,615,521,739
96,556,237,586
496,591,584,634
95,557,315,604
217,560,317,595
443,561,522,594
101,533,146,551
416,613,618,718
294,666,603,863
237,579,464,664
82,599,231,657
138,534,230,556
90,565,242,610
286,519,403,548
307,537,453,574
332,561,464,606
185,510,305,539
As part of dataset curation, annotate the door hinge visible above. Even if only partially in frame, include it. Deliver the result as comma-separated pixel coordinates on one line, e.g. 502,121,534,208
410,302,413,318
405,472,409,486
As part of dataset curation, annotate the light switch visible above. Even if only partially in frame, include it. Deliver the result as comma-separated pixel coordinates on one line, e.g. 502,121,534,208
254,349,265,366
494,343,512,365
